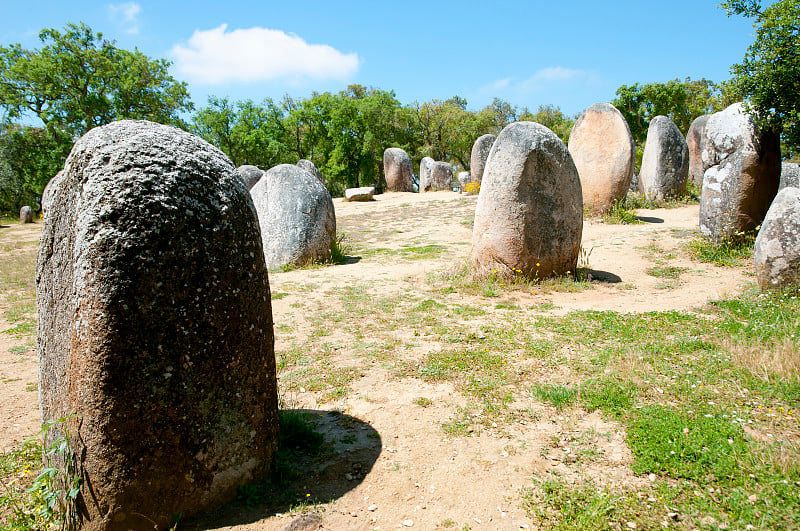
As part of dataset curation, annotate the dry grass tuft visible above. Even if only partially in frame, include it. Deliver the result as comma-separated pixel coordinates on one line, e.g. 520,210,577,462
730,338,800,383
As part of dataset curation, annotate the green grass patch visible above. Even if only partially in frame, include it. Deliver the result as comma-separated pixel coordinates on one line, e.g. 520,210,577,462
685,232,756,267
531,383,578,409
645,265,686,279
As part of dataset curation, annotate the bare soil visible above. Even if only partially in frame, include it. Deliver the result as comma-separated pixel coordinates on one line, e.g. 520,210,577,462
0,192,752,530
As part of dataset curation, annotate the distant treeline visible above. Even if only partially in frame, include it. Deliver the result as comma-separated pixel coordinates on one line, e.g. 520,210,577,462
0,23,741,215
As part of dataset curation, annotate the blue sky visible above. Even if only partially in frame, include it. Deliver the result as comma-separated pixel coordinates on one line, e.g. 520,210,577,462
0,1,759,116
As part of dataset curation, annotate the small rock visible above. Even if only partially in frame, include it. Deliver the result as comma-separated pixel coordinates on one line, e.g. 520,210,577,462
345,473,353,481
368,504,377,511
627,522,636,529
648,473,656,482
748,494,758,503
403,519,413,527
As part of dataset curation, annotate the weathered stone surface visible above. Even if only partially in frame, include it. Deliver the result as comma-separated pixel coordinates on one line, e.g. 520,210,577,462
686,114,710,186
19,205,33,223
754,187,800,290
236,164,265,190
36,120,278,530
345,186,375,201
780,162,800,191
383,148,413,192
251,164,336,269
470,134,496,184
639,115,689,201
568,103,635,212
41,171,64,218
699,103,781,242
297,159,324,184
424,161,453,192
419,157,434,191
457,171,471,191
471,121,583,278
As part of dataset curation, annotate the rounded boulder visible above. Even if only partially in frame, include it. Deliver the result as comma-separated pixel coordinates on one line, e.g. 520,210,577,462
639,115,689,201
471,121,583,278
568,103,635,213
251,164,336,269
470,134,496,184
754,187,800,290
383,148,413,192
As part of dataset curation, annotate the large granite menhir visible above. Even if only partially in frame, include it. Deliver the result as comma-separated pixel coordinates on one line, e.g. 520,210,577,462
639,115,689,201
568,103,635,213
470,134,496,183
472,121,583,278
425,161,453,191
251,164,336,269
383,148,413,192
699,103,780,242
36,120,279,530
754,187,800,290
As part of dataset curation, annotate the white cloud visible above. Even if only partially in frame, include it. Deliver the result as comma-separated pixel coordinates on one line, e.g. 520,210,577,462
170,24,360,85
108,2,141,35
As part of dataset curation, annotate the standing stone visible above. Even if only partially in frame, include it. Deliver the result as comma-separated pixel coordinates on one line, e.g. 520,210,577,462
425,161,453,192
36,120,278,530
754,187,800,290
470,134,496,184
639,116,690,201
251,164,336,269
471,122,583,278
383,148,413,192
457,171,471,192
297,159,325,184
419,157,434,191
780,162,799,191
699,103,781,242
236,164,265,190
568,103,635,212
19,206,33,223
686,114,710,186
41,171,65,218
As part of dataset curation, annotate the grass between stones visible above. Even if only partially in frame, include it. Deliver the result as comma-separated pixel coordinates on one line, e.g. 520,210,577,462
2,214,800,529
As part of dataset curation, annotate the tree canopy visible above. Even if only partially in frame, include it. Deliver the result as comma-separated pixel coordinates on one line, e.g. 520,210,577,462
0,22,193,213
723,0,800,157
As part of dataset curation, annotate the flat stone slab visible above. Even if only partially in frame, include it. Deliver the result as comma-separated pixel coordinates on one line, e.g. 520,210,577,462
345,186,376,201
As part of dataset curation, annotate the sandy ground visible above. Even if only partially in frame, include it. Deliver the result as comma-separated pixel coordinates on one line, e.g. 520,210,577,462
0,192,752,530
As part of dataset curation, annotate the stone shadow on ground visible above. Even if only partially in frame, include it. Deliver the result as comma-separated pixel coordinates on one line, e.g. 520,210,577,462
635,216,664,224
587,269,622,283
182,409,381,529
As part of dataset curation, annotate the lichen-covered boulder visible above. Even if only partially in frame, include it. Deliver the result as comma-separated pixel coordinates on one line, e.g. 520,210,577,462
36,120,278,530
236,164,265,190
297,159,324,184
754,187,800,290
699,103,781,242
419,157,434,191
251,164,336,269
19,206,33,223
780,162,799,191
568,103,635,212
470,134,496,184
639,116,689,201
345,186,375,201
471,122,583,278
686,114,710,186
424,161,453,192
383,148,413,192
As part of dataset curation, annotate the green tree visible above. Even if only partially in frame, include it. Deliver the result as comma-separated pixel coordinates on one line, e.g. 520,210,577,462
0,22,193,214
723,0,800,156
611,78,729,144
